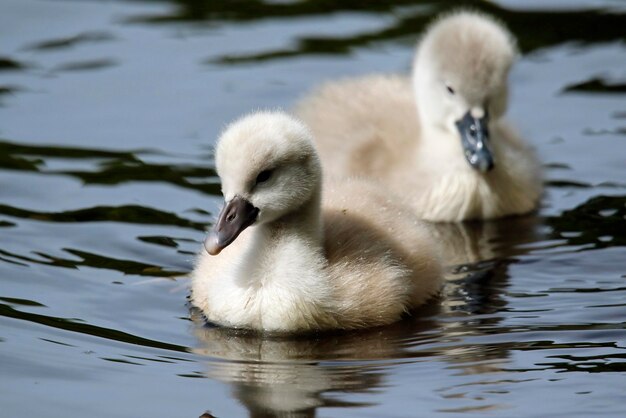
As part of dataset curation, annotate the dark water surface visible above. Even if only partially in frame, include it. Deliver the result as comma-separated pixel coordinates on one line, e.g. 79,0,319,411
1,1,625,417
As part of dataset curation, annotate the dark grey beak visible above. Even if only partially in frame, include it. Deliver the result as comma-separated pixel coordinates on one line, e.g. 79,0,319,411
455,111,494,172
204,195,259,256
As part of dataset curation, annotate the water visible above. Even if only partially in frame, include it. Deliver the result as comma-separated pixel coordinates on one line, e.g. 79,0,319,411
1,0,625,417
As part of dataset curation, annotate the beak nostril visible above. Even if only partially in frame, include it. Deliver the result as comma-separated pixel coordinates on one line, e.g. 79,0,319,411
226,211,236,222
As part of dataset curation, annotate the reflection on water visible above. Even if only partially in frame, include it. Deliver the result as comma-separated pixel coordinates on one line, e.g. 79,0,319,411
23,31,116,52
1,0,626,417
193,319,403,416
547,195,626,249
0,140,219,196
564,78,626,94
1,301,188,352
138,0,626,65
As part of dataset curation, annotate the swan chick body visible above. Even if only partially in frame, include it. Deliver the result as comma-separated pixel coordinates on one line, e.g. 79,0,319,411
295,11,542,222
191,111,442,333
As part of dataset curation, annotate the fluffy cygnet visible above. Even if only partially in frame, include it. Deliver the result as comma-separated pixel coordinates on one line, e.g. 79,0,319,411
191,111,442,333
295,10,542,222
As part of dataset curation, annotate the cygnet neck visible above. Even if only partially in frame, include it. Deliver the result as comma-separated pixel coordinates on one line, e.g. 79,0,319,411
259,183,324,247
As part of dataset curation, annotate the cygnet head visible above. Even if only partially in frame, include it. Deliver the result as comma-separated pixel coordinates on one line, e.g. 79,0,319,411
205,111,322,255
413,11,517,172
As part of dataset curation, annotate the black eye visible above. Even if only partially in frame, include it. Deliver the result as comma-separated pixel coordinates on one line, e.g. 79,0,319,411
446,84,455,95
255,169,272,184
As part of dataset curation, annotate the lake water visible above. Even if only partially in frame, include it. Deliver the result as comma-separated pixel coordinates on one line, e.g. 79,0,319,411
1,1,625,417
